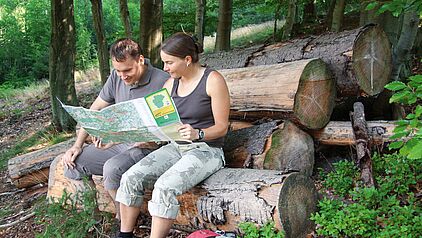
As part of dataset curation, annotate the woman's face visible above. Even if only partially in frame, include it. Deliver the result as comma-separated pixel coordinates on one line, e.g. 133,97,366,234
160,51,188,78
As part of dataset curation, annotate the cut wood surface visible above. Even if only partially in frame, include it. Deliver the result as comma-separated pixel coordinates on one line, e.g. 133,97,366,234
47,157,317,238
309,120,396,146
222,58,335,129
8,139,75,188
202,24,392,97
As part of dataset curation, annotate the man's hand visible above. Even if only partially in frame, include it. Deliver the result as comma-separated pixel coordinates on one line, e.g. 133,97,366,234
62,146,82,169
92,136,118,150
133,142,159,150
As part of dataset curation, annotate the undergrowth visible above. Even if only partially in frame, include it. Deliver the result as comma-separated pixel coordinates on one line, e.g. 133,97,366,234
34,180,113,238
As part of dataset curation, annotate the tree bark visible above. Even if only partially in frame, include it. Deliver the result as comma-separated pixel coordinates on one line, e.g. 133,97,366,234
119,0,132,38
390,5,420,81
47,158,317,238
214,0,232,52
282,0,297,40
331,0,345,32
303,0,316,24
325,0,336,29
221,59,336,129
140,0,163,67
194,0,206,46
49,0,78,131
350,102,375,187
90,0,110,85
202,24,392,97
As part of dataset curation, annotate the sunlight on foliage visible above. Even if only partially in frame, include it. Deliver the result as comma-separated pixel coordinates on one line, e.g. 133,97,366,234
239,221,285,238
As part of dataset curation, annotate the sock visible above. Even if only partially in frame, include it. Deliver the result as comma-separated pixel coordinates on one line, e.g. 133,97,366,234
118,231,133,238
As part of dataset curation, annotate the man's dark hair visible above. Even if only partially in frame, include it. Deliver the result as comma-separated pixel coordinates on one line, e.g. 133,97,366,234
109,38,143,62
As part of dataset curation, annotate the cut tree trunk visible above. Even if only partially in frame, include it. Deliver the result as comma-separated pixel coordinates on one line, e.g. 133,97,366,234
8,139,75,188
47,157,317,238
223,58,335,129
309,120,396,146
202,24,392,97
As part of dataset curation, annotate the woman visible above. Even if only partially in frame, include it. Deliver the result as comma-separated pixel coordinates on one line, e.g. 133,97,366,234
114,32,230,238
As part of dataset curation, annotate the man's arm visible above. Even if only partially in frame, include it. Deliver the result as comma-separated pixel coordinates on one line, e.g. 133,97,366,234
62,96,110,169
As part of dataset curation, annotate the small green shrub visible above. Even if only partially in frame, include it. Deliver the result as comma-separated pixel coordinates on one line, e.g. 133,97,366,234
34,181,112,238
239,221,284,238
322,160,359,197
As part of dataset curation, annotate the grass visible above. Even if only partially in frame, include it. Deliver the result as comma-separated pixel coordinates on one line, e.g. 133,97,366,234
0,125,73,170
203,20,285,53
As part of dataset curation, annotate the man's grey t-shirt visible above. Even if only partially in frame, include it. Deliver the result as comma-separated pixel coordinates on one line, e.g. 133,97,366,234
99,59,169,103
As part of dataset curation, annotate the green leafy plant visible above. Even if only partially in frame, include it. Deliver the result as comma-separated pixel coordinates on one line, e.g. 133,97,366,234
311,152,422,237
239,221,284,238
34,181,112,238
322,160,359,197
385,74,422,160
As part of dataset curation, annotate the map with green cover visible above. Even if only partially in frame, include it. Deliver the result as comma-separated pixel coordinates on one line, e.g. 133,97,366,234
60,89,185,143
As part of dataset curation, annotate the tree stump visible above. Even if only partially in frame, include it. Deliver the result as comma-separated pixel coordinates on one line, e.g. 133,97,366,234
223,58,335,129
202,24,392,97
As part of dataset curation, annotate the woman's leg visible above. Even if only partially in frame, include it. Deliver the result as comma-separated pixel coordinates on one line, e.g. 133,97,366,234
115,144,181,234
149,143,225,238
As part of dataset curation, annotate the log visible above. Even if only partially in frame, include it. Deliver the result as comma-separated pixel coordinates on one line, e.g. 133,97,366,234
202,24,392,97
309,120,396,146
47,157,317,238
8,139,75,188
263,121,314,176
224,120,314,176
223,58,336,129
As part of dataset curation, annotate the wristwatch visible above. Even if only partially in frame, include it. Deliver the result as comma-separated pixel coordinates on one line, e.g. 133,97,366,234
196,128,205,141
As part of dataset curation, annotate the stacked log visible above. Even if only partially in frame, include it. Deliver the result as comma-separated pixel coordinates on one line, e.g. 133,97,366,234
222,58,336,129
202,24,392,97
47,156,317,238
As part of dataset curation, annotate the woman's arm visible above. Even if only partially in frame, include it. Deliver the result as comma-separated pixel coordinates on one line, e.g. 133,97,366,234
202,70,230,140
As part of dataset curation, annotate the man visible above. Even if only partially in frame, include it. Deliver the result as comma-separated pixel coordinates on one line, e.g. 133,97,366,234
62,38,169,219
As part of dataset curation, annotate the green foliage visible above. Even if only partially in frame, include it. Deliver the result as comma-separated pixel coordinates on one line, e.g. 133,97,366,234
366,0,422,17
239,222,285,238
34,182,112,238
385,74,422,160
322,160,359,197
311,153,422,237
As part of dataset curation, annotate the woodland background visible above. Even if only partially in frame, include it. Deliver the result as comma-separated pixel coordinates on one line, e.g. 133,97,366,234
0,0,421,237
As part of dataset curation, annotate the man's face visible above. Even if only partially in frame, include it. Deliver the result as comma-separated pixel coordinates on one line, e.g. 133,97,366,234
112,56,144,85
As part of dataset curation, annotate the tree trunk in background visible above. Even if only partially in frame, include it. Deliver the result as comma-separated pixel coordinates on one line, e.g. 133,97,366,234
90,0,110,85
194,0,206,46
119,0,132,38
303,0,316,24
273,0,282,42
359,1,379,26
49,0,78,132
140,0,163,67
282,0,296,40
215,0,232,52
325,0,336,29
331,0,345,32
390,7,420,81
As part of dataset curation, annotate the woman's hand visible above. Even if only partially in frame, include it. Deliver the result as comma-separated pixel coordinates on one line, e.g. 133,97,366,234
178,124,198,141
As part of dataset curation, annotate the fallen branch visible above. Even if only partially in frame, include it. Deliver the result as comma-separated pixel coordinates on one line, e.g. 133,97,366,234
0,212,35,230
